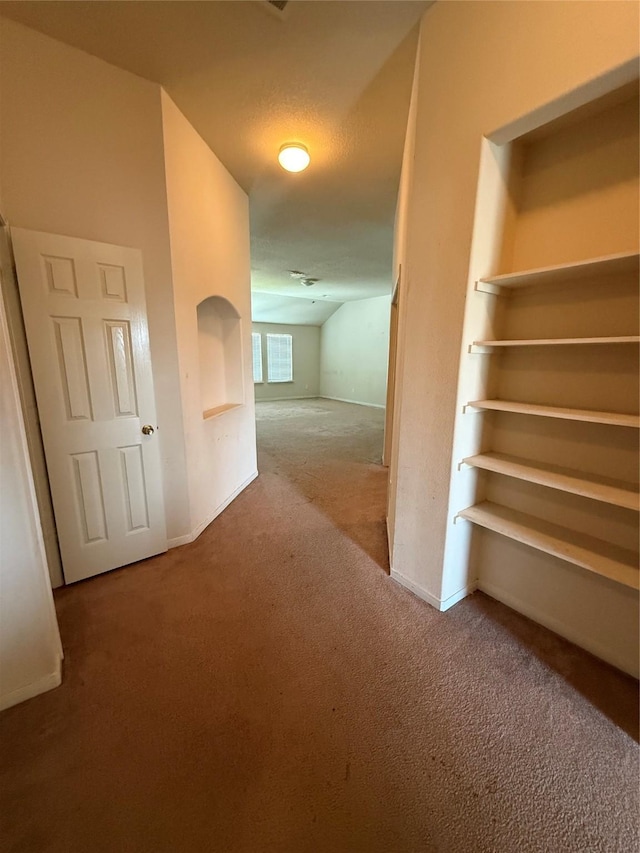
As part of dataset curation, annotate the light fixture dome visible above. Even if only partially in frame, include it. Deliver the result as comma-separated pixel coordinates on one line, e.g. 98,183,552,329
278,143,310,173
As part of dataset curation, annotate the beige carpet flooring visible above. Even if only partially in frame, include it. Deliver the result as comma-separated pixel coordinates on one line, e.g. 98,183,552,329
0,398,638,852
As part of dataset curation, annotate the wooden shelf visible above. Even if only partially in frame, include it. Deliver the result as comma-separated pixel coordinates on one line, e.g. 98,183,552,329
462,452,639,511
202,402,242,420
466,399,640,428
457,501,639,590
477,251,639,293
472,335,639,350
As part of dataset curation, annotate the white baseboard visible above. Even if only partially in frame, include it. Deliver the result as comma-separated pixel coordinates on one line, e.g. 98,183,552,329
255,395,319,403
254,394,385,409
168,471,259,549
320,395,385,410
390,568,475,612
441,584,476,610
478,580,639,679
0,660,62,712
166,531,193,549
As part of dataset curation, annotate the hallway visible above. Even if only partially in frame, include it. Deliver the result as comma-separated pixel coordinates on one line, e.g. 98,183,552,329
0,400,638,852
255,399,387,568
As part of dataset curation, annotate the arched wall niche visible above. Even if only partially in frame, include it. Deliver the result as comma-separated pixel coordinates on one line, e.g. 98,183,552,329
196,296,244,418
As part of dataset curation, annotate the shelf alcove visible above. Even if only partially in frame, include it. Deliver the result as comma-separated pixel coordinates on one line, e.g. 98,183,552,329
196,296,244,419
444,79,640,676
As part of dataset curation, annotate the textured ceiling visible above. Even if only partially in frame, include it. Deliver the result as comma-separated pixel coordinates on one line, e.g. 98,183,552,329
251,291,341,327
0,0,431,316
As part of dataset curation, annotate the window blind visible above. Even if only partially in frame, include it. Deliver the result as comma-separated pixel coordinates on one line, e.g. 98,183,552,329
252,333,263,383
267,333,293,383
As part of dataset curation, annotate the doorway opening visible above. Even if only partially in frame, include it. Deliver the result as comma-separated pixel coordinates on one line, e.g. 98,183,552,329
255,398,388,569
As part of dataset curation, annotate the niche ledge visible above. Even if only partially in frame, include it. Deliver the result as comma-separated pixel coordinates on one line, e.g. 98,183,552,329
203,402,243,420
197,295,244,416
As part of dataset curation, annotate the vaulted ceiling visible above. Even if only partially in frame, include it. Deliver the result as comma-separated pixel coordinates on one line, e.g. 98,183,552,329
0,0,431,323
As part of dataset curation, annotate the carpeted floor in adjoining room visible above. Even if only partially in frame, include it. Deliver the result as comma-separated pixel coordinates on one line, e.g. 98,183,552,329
0,398,638,852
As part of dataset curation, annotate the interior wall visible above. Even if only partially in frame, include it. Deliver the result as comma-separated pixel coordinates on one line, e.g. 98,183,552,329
387,39,421,548
161,92,257,545
252,322,320,401
506,95,639,271
319,295,391,408
0,290,62,711
389,0,639,603
0,17,191,544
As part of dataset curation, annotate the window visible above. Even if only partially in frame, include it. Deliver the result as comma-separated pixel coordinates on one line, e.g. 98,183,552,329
267,333,293,383
252,333,263,383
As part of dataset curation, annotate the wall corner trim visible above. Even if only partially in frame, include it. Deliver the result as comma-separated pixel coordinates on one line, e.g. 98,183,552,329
390,569,475,612
167,470,259,549
0,659,62,712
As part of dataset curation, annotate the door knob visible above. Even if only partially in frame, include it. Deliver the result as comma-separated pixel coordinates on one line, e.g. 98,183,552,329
141,424,155,435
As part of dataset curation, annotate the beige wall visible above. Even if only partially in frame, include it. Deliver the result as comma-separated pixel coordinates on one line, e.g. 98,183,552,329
161,93,257,543
387,44,421,537
0,20,256,706
507,95,639,271
0,291,62,710
390,1,639,600
0,17,191,543
0,20,257,557
252,322,320,401
319,295,390,408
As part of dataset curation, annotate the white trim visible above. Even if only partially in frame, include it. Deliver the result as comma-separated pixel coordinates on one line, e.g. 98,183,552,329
478,580,638,678
253,395,386,408
320,395,385,410
166,531,194,549
390,568,475,612
168,471,259,549
254,395,318,402
440,584,475,611
0,661,62,712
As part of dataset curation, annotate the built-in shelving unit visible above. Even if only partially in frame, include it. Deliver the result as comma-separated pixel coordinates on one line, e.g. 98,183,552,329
457,502,639,591
463,254,640,585
462,452,639,511
471,336,639,350
476,251,639,294
447,83,640,676
465,399,640,428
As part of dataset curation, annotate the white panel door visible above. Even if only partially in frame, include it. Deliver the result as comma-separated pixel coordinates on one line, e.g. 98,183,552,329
11,228,167,583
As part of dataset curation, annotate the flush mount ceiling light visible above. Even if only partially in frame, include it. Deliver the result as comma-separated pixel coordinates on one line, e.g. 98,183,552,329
278,143,310,173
